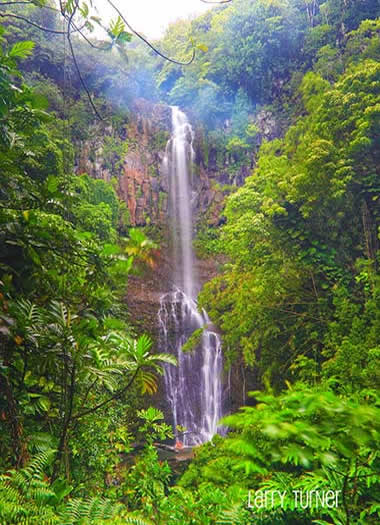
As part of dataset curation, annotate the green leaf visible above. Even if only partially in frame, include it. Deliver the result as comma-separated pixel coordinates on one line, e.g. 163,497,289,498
79,1,89,18
28,246,42,266
182,327,204,353
117,31,132,44
101,243,121,256
47,176,59,194
38,396,51,412
197,43,208,53
109,16,125,39
91,16,102,25
9,41,35,59
29,92,49,110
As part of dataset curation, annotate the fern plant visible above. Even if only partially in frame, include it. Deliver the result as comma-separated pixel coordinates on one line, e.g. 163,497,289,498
216,503,253,525
0,452,152,525
0,451,58,525
59,496,119,524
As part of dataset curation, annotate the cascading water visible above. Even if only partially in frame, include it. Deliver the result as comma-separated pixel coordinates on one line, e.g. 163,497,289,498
158,107,223,446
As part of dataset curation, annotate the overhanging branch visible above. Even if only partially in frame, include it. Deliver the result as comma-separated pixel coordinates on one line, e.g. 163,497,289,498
200,0,232,3
73,367,140,420
106,0,195,66
65,1,103,119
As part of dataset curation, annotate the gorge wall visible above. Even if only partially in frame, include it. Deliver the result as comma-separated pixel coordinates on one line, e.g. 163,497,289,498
75,99,279,412
76,98,279,232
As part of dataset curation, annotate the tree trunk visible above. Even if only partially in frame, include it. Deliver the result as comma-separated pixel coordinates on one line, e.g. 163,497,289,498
0,373,27,467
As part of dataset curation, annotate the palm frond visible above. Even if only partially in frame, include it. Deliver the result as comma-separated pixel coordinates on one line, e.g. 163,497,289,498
137,371,158,395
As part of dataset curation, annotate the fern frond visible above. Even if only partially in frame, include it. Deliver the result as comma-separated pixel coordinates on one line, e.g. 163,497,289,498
217,504,246,525
122,517,153,525
0,452,58,524
59,496,121,524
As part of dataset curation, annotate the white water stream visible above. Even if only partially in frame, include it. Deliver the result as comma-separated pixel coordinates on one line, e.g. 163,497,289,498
158,107,223,446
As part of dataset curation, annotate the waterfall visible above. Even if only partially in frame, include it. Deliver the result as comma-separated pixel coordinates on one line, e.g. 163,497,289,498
158,107,223,446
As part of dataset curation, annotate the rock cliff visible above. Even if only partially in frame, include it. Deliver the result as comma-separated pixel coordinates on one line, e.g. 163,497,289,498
75,98,278,410
75,98,279,338
75,99,278,232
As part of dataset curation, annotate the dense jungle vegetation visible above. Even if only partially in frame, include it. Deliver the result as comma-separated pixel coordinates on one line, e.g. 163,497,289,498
0,0,379,524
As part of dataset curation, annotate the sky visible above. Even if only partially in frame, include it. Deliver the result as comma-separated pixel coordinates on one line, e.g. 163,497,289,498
95,0,213,39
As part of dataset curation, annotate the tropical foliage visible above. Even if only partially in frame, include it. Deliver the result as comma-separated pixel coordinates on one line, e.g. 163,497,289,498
0,0,379,524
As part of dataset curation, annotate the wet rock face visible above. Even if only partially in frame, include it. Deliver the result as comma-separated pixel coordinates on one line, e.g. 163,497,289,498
256,109,279,141
132,98,172,130
115,100,171,227
117,100,253,229
76,99,262,230
76,99,280,231
124,251,222,340
76,99,171,227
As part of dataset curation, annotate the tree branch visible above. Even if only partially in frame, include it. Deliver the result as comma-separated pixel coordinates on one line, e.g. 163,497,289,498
0,7,87,35
71,20,113,51
106,0,195,66
200,0,232,3
0,1,34,5
327,465,380,479
65,1,103,120
0,1,60,12
77,377,98,414
72,367,140,420
0,11,66,34
1,0,198,119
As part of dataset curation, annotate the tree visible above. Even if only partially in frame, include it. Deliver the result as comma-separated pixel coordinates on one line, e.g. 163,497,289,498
124,228,159,270
199,34,380,389
0,35,175,481
223,385,380,524
0,0,202,118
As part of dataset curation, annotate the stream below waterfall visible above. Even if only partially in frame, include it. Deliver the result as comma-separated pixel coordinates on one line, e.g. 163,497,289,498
158,107,224,446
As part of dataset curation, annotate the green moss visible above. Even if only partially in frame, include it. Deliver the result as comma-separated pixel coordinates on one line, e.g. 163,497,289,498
149,165,158,177
139,224,165,244
182,327,204,353
158,191,167,208
150,130,170,151
201,137,209,165
102,135,129,173
211,181,237,194
192,162,200,177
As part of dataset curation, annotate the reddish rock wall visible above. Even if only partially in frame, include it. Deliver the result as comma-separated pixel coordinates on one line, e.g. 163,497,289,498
75,98,278,233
